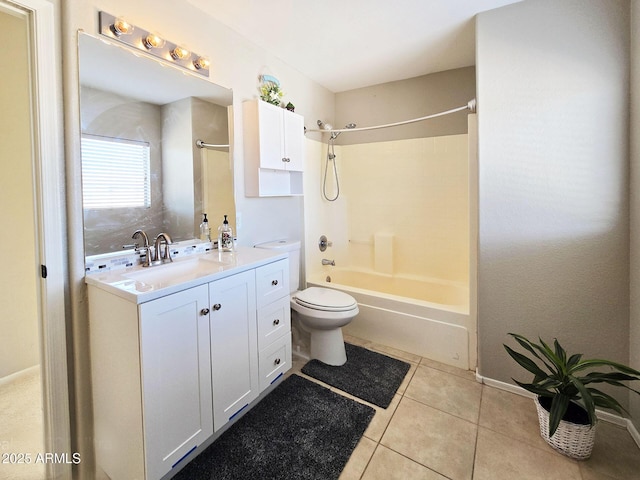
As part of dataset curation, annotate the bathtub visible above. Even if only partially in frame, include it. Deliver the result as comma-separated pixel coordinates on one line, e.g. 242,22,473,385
307,269,474,370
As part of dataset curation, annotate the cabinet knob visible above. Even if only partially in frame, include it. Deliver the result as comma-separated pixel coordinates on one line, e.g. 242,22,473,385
281,157,291,163
274,358,281,365
271,279,278,286
200,308,210,316
282,157,287,163
273,318,280,326
212,303,222,311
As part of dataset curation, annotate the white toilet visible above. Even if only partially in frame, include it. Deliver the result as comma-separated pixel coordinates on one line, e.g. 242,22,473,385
255,240,358,366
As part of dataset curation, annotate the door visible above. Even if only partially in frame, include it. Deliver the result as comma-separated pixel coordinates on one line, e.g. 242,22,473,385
209,270,258,431
0,1,69,479
139,285,213,480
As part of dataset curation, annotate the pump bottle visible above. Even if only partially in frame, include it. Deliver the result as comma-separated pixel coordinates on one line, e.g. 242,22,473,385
218,215,234,252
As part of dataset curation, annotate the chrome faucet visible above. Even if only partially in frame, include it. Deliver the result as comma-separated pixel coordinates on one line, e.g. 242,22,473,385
132,230,153,267
154,232,173,265
322,259,335,266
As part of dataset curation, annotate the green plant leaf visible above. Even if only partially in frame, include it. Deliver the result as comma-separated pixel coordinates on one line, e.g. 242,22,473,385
569,377,596,426
566,353,583,369
587,388,626,414
513,379,555,397
571,359,640,376
509,334,558,374
549,394,570,437
538,337,564,376
554,338,567,365
504,345,548,378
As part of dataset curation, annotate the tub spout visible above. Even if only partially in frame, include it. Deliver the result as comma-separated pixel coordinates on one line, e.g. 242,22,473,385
322,259,335,266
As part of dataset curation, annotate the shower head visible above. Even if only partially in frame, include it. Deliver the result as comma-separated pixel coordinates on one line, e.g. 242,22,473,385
330,122,357,139
317,119,333,131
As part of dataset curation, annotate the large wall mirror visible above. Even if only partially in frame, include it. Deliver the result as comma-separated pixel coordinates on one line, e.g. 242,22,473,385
78,33,235,257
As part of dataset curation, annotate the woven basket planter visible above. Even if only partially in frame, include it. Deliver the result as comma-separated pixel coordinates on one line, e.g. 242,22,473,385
534,396,597,460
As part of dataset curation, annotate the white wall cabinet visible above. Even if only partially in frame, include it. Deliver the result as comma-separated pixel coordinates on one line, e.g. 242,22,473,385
88,253,292,480
243,99,305,196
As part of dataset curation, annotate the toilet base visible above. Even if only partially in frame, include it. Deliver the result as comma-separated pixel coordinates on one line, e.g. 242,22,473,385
309,328,347,366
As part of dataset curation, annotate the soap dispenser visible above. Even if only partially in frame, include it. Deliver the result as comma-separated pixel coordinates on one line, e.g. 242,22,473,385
200,213,211,242
218,214,234,252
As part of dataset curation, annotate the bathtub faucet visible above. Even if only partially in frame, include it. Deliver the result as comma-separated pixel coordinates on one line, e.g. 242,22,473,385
322,259,335,266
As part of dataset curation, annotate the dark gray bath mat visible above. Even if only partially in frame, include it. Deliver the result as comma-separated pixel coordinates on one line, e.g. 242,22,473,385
301,343,411,408
173,374,374,480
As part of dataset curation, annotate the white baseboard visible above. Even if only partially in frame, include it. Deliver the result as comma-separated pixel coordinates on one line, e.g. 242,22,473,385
475,371,640,449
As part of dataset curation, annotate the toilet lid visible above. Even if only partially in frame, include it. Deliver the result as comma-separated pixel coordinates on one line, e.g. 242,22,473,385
295,287,357,312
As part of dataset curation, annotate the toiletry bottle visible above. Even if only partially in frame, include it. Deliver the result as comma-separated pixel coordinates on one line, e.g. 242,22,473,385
218,214,234,252
200,213,211,242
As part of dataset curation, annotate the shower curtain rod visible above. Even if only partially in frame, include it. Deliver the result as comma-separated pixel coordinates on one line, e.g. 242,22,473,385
306,98,476,135
196,139,230,149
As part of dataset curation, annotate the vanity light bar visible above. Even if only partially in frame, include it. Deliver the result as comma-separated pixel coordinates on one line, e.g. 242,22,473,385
98,11,210,78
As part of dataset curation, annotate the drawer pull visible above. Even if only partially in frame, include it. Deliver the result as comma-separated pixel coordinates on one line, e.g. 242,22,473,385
273,318,280,326
212,303,222,311
271,279,278,286
200,308,210,316
274,358,281,365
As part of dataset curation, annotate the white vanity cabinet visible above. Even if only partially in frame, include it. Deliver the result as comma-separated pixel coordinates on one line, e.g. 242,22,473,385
89,284,213,480
87,250,292,480
139,285,213,480
209,269,259,431
243,99,305,197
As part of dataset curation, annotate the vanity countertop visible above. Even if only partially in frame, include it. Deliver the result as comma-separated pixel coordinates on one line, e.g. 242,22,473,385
85,246,287,304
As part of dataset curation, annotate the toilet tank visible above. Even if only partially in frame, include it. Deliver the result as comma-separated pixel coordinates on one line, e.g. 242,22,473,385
254,240,301,293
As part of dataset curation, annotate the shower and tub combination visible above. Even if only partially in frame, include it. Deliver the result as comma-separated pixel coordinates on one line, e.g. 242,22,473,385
304,100,478,370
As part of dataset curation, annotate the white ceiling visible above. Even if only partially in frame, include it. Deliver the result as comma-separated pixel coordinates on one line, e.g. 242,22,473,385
186,0,521,92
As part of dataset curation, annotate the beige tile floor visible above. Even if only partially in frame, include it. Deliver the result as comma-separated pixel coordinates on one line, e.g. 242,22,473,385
289,335,640,480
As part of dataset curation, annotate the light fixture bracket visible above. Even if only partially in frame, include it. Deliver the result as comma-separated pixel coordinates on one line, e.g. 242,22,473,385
98,11,209,78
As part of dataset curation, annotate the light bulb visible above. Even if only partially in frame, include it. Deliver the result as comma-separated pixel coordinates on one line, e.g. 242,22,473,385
170,46,190,60
193,57,210,70
110,18,133,36
143,34,165,49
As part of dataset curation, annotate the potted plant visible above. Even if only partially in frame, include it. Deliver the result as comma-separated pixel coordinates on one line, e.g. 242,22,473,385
504,333,640,459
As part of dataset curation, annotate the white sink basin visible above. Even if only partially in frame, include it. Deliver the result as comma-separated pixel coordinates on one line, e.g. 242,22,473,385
123,257,228,287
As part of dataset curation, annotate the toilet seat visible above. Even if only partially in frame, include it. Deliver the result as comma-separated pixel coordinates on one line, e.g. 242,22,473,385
294,287,357,312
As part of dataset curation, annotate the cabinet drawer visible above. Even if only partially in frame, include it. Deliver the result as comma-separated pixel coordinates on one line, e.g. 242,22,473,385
255,259,289,308
257,296,291,351
259,335,291,392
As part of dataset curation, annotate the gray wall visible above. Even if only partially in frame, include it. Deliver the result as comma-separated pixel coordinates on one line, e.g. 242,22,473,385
335,67,475,145
476,0,630,400
630,0,640,431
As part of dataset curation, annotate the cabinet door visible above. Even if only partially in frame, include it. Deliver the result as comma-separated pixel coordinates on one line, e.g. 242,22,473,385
139,285,213,480
257,101,286,170
283,109,304,171
209,270,258,431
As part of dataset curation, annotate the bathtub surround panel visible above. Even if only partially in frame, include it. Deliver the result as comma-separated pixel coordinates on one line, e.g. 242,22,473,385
341,135,469,284
476,0,630,397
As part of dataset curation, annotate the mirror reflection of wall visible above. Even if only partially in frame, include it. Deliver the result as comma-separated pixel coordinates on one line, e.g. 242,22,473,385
78,33,234,257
